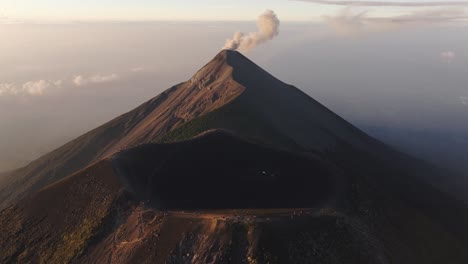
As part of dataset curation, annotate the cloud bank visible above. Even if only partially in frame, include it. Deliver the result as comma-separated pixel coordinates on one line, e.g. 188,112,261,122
0,80,62,96
223,10,280,52
0,73,120,96
296,0,468,7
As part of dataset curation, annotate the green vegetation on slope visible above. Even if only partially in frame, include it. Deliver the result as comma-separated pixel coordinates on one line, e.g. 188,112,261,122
158,97,299,150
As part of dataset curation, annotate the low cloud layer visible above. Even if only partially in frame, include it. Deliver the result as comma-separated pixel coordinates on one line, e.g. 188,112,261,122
0,80,62,96
72,73,119,87
223,10,280,52
0,73,120,96
297,0,468,7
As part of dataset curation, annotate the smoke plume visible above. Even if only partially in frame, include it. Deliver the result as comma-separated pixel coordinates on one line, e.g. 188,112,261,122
223,10,280,52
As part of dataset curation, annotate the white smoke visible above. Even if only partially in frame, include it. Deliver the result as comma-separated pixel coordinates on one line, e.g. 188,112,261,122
440,51,456,64
223,10,280,52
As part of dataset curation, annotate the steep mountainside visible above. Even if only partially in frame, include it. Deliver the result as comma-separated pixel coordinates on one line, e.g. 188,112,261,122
1,50,467,263
0,51,244,208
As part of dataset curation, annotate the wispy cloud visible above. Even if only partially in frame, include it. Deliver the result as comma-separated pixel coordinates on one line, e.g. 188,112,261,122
322,8,468,36
130,67,145,72
72,73,119,87
296,0,468,7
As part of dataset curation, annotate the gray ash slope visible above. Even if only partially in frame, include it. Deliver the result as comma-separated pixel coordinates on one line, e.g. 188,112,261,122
0,50,467,263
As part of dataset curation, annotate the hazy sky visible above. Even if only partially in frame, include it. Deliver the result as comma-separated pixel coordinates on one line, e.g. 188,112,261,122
2,0,468,21
0,1,467,173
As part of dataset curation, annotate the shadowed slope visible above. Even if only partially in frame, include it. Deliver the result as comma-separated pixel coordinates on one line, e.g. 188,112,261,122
1,131,467,264
0,131,340,263
113,130,340,210
0,160,126,263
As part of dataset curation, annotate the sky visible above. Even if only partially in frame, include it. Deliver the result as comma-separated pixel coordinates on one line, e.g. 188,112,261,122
0,1,467,175
2,0,467,21
1,0,326,21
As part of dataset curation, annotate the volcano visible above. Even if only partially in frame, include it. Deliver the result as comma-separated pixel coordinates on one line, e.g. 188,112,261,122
1,50,467,264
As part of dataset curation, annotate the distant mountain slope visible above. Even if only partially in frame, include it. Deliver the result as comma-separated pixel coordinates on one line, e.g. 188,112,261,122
1,130,467,264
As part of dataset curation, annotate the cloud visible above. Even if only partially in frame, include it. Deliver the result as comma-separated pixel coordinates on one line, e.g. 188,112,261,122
440,51,456,63
223,10,280,52
1,72,124,96
22,80,51,95
322,9,368,36
461,96,468,105
73,73,119,87
1,69,136,97
296,0,468,7
72,76,87,87
54,80,63,87
0,16,23,24
0,80,62,96
323,8,468,36
0,83,18,96
90,74,119,83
